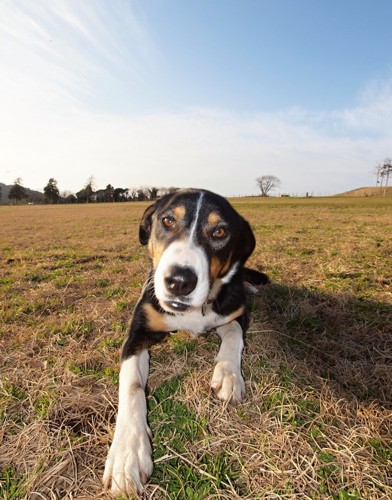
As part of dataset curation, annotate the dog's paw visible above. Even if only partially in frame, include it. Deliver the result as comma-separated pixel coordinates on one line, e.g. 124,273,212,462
103,426,153,495
244,281,259,294
211,361,245,404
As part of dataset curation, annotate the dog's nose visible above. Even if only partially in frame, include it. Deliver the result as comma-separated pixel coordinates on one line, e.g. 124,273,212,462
164,266,198,296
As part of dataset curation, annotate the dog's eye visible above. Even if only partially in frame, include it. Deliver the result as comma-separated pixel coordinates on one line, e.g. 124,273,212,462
162,216,175,228
212,227,226,238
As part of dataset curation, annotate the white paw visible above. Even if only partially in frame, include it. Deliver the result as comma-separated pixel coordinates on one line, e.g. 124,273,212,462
211,361,245,404
103,426,153,495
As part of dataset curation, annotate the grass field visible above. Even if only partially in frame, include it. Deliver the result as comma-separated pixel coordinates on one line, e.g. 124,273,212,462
1,197,391,499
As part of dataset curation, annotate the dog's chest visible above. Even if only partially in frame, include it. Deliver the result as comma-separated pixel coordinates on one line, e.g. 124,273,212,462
164,307,229,335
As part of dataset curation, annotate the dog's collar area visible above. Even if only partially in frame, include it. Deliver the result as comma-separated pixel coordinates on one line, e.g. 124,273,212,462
201,299,214,316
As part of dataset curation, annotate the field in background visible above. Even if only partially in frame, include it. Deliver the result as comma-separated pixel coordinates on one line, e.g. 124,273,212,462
335,187,392,197
1,197,391,499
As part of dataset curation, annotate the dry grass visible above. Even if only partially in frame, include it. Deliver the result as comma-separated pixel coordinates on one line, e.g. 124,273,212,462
1,197,391,499
336,187,392,197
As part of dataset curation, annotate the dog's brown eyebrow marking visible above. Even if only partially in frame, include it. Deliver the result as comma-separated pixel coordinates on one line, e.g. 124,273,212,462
208,211,221,226
173,205,186,221
143,303,169,332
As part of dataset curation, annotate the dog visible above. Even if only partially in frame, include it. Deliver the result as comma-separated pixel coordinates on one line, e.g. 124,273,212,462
103,188,269,495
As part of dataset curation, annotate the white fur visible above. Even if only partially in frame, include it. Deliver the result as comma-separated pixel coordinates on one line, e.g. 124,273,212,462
104,191,248,493
103,351,152,495
154,192,213,311
189,191,204,240
211,321,245,403
154,192,240,312
221,261,239,284
154,240,210,310
164,305,234,336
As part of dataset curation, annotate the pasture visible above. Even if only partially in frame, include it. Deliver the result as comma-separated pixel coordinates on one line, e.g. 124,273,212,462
1,196,391,499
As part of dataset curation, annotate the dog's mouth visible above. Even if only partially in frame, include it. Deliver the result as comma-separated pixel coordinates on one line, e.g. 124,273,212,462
163,300,191,313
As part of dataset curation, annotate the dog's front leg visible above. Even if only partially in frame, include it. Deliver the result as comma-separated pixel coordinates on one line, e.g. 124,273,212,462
103,349,153,495
211,320,246,404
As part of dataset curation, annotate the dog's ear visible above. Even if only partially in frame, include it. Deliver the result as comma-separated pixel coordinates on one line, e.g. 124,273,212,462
139,203,156,245
238,217,256,264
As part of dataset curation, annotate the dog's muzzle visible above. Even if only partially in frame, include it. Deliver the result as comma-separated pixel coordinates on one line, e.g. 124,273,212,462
164,265,198,311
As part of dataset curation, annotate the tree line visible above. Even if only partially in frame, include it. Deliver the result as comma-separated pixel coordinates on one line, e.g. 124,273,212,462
7,175,282,204
6,177,178,205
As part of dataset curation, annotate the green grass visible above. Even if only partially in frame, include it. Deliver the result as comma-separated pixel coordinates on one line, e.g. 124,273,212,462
67,361,119,385
149,376,244,497
0,466,27,500
0,197,391,498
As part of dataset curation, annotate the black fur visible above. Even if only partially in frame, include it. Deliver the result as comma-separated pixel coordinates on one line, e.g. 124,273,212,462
103,189,271,495
121,189,269,361
121,277,170,359
243,267,271,285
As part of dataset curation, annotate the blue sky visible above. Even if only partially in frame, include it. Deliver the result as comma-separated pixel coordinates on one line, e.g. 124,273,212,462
1,0,392,196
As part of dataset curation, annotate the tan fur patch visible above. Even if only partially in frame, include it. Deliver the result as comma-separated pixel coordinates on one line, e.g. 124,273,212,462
143,303,169,332
208,211,221,227
173,205,186,221
210,256,222,281
226,305,245,323
210,253,233,280
149,234,166,269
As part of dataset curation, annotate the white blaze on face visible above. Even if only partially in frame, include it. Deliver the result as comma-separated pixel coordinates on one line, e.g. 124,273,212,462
154,192,210,310
154,240,209,308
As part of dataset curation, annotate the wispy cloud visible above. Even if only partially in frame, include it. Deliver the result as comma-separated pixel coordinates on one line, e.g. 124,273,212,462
337,78,392,136
3,95,391,195
1,1,391,196
0,0,157,109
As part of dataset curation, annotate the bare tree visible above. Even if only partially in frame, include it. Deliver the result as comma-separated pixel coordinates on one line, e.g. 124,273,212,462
127,188,138,201
85,176,96,203
374,159,392,194
256,175,281,197
148,187,159,200
374,162,383,187
76,176,96,203
158,186,178,196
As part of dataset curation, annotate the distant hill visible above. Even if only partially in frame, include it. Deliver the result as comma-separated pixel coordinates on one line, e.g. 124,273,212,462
0,182,44,204
336,186,392,197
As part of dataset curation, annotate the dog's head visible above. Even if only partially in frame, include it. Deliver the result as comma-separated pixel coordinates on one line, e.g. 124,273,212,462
139,189,255,314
